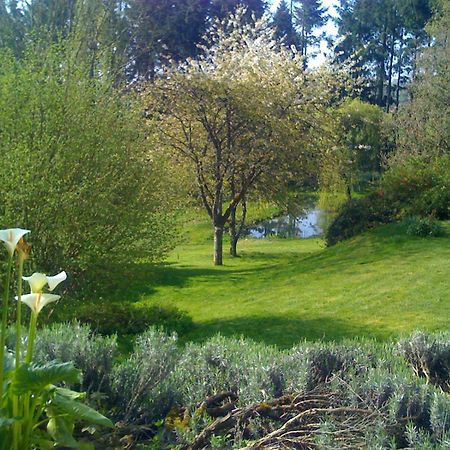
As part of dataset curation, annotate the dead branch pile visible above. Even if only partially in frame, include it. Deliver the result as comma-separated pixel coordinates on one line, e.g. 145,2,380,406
188,389,382,449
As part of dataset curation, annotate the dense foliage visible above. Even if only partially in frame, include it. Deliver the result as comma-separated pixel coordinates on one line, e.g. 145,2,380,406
0,42,177,287
326,155,449,245
335,0,433,110
325,192,396,245
19,325,450,448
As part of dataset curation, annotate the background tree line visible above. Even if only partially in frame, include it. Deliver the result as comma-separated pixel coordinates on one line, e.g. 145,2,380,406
0,0,447,271
1,0,436,101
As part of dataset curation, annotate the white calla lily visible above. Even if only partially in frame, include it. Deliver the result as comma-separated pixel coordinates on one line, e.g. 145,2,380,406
23,271,67,293
0,228,30,256
46,271,68,291
17,293,61,315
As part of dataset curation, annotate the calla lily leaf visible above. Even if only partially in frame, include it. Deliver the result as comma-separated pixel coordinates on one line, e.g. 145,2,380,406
12,362,81,395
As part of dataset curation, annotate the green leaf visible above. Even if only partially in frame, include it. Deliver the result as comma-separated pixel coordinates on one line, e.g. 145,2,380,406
54,386,85,401
52,392,113,428
12,362,81,394
47,416,78,448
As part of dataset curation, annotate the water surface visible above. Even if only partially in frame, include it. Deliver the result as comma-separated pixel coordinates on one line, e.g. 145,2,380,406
247,208,324,239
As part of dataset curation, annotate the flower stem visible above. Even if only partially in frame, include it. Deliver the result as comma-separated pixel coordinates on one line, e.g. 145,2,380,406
15,257,24,367
25,311,38,365
12,257,24,450
0,255,14,400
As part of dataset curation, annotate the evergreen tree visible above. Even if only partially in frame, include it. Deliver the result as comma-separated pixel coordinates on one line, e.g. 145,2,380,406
209,0,266,20
125,0,209,80
273,0,298,47
0,0,25,55
334,0,432,110
293,0,327,64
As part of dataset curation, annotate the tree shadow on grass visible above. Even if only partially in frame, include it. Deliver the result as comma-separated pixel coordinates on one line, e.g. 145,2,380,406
104,261,281,302
181,315,391,349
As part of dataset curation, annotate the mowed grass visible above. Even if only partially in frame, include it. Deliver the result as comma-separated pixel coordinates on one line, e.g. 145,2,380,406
125,218,450,348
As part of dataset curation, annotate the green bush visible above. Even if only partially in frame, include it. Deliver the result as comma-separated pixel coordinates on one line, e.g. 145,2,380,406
6,322,117,394
24,327,450,448
325,155,449,245
73,302,195,336
404,217,446,237
325,191,396,245
33,322,117,394
382,154,450,219
397,331,450,391
173,335,283,410
110,328,180,425
0,43,177,290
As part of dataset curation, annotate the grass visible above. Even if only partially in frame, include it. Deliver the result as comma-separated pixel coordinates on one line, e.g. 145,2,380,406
107,214,449,349
62,211,450,349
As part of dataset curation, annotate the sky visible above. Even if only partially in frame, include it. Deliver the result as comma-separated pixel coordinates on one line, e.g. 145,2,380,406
269,0,339,67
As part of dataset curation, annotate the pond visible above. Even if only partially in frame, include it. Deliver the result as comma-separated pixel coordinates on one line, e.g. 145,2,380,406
246,208,325,239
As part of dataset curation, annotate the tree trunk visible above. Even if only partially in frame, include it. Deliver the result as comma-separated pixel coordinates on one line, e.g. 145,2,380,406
229,207,238,257
214,225,223,266
376,29,387,106
386,34,395,113
396,31,403,110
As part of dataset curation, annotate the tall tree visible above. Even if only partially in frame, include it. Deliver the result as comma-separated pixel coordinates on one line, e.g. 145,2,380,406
147,10,337,264
273,0,297,47
209,0,266,20
334,0,432,110
125,0,209,80
0,0,25,55
293,0,327,64
396,0,450,157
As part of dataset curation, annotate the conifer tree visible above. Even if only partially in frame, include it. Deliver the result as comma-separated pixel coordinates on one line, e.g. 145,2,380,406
293,0,327,64
273,0,298,47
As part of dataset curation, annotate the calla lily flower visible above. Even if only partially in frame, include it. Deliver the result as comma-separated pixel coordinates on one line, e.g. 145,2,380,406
17,293,61,315
23,271,67,293
0,228,30,256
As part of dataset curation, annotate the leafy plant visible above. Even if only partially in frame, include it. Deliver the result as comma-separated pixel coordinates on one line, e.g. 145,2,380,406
111,328,180,426
404,217,445,238
0,41,178,290
0,229,113,449
325,191,396,245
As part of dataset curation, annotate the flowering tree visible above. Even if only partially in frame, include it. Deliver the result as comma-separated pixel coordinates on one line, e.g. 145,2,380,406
148,9,345,264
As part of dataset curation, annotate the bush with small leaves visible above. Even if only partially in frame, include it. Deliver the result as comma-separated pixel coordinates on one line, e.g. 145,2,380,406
404,217,446,237
397,331,450,391
33,321,117,394
382,155,450,220
172,335,283,411
325,192,397,245
110,328,180,425
430,392,450,440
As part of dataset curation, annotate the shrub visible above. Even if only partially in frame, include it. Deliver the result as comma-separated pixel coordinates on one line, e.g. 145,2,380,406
0,43,177,290
397,331,450,391
110,328,180,425
382,154,450,220
73,302,195,336
33,322,117,394
173,335,283,410
326,154,450,245
404,217,446,237
325,191,396,245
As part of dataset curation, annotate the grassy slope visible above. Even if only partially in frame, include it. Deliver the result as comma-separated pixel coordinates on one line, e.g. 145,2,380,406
130,217,450,348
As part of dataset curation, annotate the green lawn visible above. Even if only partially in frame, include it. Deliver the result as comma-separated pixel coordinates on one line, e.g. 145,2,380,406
119,217,450,348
